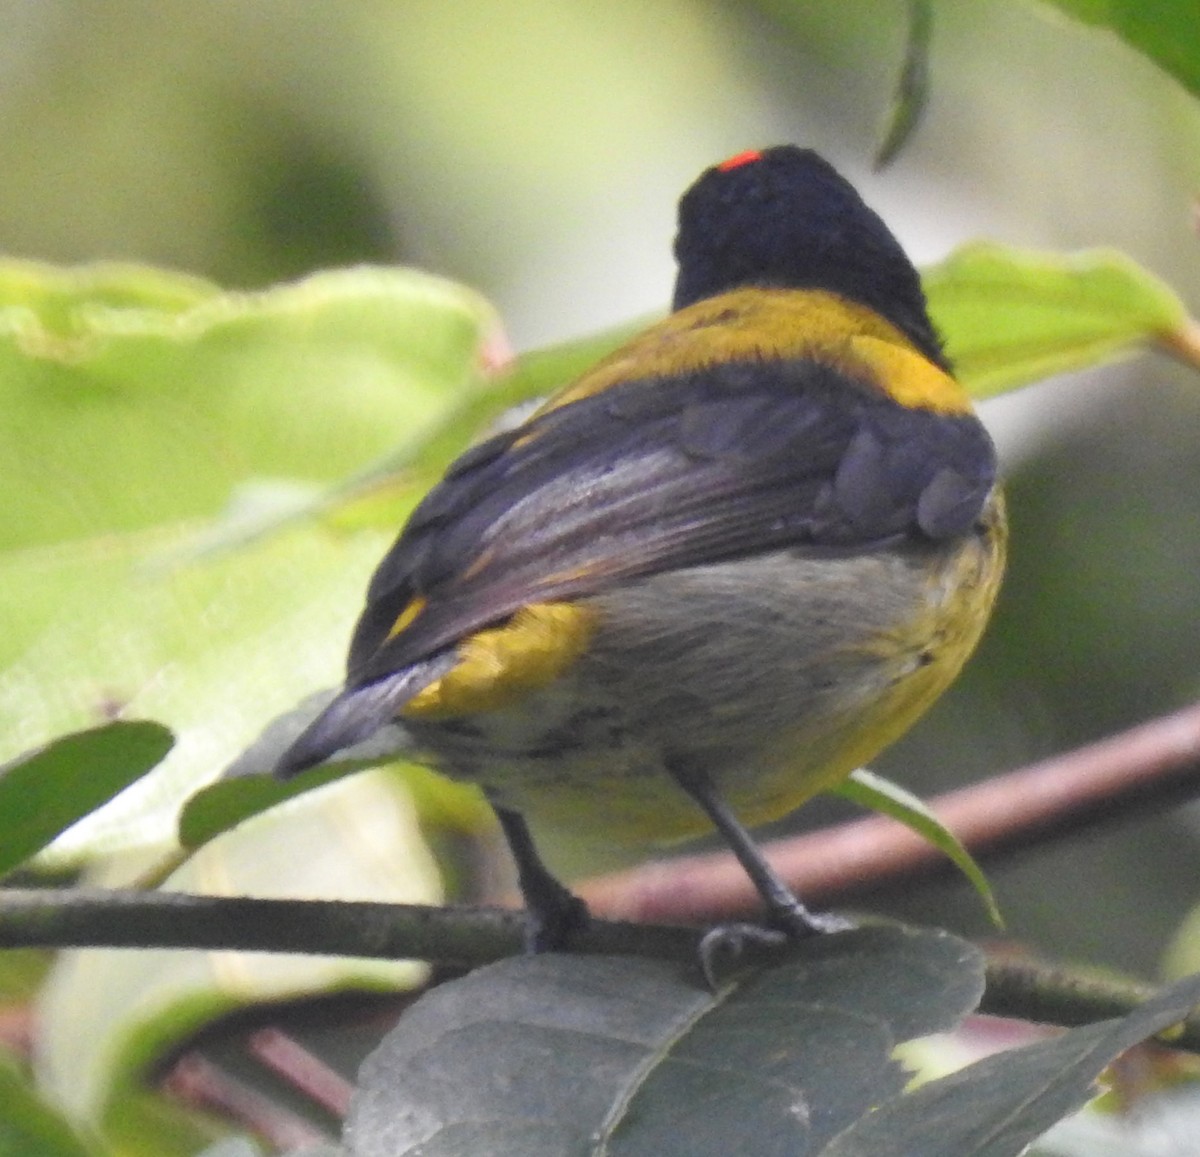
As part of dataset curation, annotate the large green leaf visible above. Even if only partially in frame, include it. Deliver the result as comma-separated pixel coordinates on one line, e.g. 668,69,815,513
0,261,492,554
822,966,1200,1155
923,243,1187,398
0,261,494,859
343,926,984,1156
0,723,172,878
337,939,1200,1156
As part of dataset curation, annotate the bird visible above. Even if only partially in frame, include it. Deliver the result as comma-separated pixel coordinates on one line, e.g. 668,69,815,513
275,145,1007,956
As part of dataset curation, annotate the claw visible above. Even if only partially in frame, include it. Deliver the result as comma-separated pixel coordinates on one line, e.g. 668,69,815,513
698,922,788,988
697,908,857,988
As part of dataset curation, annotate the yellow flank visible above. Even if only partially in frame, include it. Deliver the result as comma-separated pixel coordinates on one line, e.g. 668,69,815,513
402,601,597,718
762,495,1009,811
537,287,973,418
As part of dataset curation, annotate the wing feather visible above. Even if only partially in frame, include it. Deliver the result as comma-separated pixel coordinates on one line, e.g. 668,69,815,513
346,357,997,686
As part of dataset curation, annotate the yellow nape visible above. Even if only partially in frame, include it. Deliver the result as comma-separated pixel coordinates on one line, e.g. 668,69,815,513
402,601,596,718
539,287,973,417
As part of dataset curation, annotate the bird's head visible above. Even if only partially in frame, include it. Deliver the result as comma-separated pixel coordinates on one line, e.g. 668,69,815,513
672,146,946,369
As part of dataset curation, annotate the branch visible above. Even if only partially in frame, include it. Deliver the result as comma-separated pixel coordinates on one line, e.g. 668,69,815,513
579,700,1200,924
0,887,701,966
979,956,1200,1055
3,887,1200,1055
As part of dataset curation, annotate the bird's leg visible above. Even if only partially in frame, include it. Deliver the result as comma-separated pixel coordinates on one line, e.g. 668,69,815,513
669,765,852,981
488,795,590,953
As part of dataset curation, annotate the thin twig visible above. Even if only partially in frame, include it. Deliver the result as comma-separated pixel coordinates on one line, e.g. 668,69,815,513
163,1054,330,1150
247,1027,355,1118
579,700,1200,924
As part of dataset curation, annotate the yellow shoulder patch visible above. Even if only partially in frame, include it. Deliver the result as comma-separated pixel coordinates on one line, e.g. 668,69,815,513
401,601,596,718
538,287,973,418
386,596,428,639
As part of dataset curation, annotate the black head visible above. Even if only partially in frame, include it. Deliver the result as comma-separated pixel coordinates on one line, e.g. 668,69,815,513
672,146,946,369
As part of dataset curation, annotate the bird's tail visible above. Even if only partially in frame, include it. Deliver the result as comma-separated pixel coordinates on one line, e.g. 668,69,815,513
275,652,457,779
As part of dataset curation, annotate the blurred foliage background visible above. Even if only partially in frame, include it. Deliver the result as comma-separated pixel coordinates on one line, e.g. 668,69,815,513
2,0,1200,992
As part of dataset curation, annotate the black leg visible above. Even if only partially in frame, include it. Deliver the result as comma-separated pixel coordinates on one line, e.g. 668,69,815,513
488,796,589,952
670,766,851,939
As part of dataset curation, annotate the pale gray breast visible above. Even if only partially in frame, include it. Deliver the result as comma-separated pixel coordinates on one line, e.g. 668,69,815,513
573,540,952,763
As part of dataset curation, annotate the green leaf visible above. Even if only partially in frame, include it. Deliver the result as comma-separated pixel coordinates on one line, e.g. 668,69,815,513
874,0,932,169
179,769,347,851
0,1059,97,1157
833,769,1002,928
0,723,173,878
923,243,1188,398
0,260,494,860
178,691,490,851
1042,0,1200,101
0,261,493,554
344,926,984,1156
102,1088,230,1157
822,966,1200,1155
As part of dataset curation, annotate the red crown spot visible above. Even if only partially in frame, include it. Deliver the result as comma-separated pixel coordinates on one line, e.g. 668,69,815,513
717,149,763,172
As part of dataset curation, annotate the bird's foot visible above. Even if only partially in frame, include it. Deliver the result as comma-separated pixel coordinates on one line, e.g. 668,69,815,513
523,881,591,954
767,900,856,939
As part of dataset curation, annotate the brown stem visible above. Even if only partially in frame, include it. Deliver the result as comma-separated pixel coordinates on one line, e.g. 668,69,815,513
247,1027,355,1118
1156,318,1200,373
163,1053,330,1150
579,699,1200,923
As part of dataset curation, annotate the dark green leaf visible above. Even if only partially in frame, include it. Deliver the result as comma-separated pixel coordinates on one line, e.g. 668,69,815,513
1043,0,1200,101
823,967,1200,1155
345,926,984,1156
874,0,932,169
0,722,173,877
